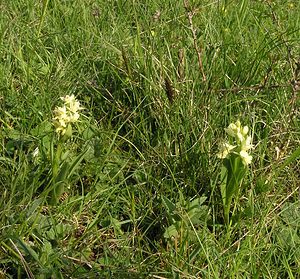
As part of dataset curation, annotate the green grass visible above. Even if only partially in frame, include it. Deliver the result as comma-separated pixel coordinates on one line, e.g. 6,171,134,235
1,0,300,278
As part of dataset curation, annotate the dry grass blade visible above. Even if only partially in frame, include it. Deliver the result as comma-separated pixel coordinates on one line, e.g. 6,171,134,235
177,48,185,81
9,239,35,279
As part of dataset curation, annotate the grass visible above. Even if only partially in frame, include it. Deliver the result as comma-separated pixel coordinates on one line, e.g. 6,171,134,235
0,0,300,278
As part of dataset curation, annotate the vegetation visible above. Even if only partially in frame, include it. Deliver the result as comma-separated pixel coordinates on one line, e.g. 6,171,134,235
0,0,299,278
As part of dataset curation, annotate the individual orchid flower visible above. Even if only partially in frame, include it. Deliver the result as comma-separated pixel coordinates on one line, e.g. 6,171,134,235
239,150,253,166
217,143,236,159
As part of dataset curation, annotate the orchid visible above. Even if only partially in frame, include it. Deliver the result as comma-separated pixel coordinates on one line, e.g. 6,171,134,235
219,120,254,166
50,94,84,205
53,95,83,135
218,120,255,226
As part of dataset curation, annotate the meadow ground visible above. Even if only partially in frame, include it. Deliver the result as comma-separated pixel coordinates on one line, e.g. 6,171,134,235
0,0,300,278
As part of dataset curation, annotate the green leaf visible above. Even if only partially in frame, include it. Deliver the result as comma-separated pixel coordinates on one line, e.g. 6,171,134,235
67,147,90,179
277,146,300,173
225,155,246,204
56,161,70,183
188,205,209,226
186,196,208,225
275,227,300,249
16,238,41,265
31,120,52,137
188,196,207,209
281,201,300,228
162,196,176,214
163,224,179,239
26,198,44,218
220,164,228,207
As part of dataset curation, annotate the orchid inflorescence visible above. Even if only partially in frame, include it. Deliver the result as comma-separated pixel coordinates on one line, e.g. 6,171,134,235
53,95,83,136
217,120,254,166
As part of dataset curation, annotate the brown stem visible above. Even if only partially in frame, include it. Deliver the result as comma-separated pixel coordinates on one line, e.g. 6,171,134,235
211,83,290,93
183,0,206,82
